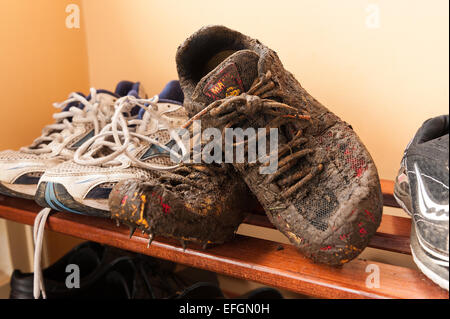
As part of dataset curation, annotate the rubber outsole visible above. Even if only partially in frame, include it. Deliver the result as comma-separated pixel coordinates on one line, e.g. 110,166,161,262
410,223,449,291
35,181,109,218
394,176,449,263
0,182,35,200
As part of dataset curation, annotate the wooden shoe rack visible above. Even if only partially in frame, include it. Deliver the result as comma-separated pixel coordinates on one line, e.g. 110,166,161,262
0,179,448,299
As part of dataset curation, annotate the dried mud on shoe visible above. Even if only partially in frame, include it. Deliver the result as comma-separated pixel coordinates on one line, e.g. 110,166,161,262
176,25,383,265
109,166,259,248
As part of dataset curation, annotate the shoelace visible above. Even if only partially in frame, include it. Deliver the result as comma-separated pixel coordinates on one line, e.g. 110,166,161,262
31,88,117,299
22,89,111,156
190,71,322,198
31,97,190,299
33,207,51,299
73,95,188,170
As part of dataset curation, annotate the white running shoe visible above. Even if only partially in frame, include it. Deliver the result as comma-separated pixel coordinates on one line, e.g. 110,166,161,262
30,81,149,300
0,81,145,200
34,81,187,217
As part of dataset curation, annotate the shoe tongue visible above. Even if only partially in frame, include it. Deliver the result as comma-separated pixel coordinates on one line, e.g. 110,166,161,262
192,50,259,105
94,81,149,117
137,80,184,119
121,82,148,117
90,81,149,106
94,90,119,107
119,81,148,100
62,92,86,112
61,91,117,120
82,89,119,111
158,80,184,103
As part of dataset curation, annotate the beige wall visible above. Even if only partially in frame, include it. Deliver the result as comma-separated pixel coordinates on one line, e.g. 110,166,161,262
0,0,89,151
2,0,446,182
0,0,90,294
82,0,449,180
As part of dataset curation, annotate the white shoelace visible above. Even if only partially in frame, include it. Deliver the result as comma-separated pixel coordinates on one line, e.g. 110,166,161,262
33,207,51,299
73,95,188,170
32,88,116,299
32,94,188,299
22,88,112,155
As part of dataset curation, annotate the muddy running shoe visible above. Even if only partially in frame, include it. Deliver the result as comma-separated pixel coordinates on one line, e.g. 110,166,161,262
106,89,259,247
0,81,141,200
175,25,383,265
108,165,254,247
394,115,449,290
34,81,184,217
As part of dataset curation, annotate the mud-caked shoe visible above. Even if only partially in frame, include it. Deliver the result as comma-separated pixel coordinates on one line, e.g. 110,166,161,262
0,81,143,200
175,25,383,265
108,164,257,248
106,84,260,247
394,115,449,291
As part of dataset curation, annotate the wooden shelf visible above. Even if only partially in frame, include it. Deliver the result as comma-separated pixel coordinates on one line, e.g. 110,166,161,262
0,179,448,299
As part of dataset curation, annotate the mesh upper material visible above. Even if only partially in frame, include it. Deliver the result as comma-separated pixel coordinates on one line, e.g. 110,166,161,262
340,139,368,178
0,150,54,161
44,160,159,180
291,124,369,232
144,156,173,166
294,191,338,232
149,130,171,145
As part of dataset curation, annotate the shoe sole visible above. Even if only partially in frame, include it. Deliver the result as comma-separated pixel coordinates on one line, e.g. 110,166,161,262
410,222,449,291
394,179,449,262
35,181,110,218
109,179,248,245
0,182,35,200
